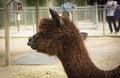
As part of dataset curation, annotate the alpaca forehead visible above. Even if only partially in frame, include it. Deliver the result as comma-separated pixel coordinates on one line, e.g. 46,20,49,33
40,18,55,25
40,19,57,28
40,23,61,34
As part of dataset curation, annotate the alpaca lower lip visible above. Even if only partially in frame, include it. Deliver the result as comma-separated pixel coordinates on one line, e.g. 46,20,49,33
31,45,38,50
37,50,39,52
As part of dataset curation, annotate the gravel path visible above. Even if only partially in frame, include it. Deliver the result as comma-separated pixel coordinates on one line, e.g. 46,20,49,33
0,37,120,78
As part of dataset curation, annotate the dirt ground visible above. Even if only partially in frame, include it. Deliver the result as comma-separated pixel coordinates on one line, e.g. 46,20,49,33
0,37,120,78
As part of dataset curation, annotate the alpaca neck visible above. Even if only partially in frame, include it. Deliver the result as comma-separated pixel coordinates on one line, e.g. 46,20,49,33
56,33,120,78
58,52,106,78
57,44,106,78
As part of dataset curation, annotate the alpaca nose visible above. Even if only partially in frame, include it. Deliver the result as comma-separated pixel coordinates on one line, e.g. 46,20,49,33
27,37,38,50
27,37,33,46
33,33,40,38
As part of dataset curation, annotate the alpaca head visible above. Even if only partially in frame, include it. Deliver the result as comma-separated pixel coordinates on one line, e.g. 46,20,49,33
27,9,73,56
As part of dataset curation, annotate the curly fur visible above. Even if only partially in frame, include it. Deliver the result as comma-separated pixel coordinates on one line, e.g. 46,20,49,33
28,9,120,78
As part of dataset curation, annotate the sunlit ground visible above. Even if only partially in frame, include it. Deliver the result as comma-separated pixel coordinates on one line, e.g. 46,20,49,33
0,37,120,78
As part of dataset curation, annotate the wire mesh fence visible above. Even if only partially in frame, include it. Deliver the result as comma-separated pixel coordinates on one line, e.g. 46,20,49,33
0,6,120,37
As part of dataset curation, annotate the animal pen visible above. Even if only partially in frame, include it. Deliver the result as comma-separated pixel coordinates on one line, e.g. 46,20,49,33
0,5,120,65
0,6,115,36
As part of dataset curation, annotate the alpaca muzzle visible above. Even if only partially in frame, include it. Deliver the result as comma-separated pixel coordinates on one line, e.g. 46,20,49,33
27,37,38,50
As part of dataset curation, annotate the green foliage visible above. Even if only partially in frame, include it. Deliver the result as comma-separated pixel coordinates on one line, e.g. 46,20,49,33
0,0,86,8
26,0,34,6
26,0,47,6
26,0,85,7
0,1,3,7
54,0,86,6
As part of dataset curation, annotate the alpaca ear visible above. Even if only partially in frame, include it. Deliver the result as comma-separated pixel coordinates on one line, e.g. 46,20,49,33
62,11,70,18
49,8,64,31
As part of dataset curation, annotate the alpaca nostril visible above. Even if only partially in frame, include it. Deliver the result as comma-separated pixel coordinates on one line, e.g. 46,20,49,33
27,37,34,46
29,37,33,41
27,41,31,46
27,40,31,46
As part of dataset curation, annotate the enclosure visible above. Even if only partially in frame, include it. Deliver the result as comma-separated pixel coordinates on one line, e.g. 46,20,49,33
0,6,120,78
0,6,119,36
0,37,120,78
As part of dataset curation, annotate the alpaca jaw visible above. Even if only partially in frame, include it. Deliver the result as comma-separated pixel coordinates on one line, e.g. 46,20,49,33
27,33,47,52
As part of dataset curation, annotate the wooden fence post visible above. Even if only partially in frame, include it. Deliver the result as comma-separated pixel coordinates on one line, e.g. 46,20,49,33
4,0,10,66
35,0,39,32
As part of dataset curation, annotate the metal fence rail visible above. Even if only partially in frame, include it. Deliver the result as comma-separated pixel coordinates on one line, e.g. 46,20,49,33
0,6,119,37
0,6,101,26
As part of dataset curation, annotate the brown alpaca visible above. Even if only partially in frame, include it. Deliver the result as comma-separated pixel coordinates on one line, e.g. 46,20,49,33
27,9,120,78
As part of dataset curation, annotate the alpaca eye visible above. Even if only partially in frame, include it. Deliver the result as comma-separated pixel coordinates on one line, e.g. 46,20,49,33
40,24,47,29
40,31,53,39
42,23,47,26
44,31,53,38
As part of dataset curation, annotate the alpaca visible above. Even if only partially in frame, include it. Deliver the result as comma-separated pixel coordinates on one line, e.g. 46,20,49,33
27,9,120,78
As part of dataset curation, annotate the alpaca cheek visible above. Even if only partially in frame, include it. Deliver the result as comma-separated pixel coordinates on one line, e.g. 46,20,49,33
37,42,47,52
36,40,51,53
37,45,55,56
46,46,57,56
49,44,63,56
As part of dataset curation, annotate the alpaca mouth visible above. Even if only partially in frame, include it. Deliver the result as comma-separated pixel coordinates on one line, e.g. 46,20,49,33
30,43,38,50
27,37,38,50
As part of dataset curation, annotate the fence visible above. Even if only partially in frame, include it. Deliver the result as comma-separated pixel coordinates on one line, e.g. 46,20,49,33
0,6,119,37
0,6,101,25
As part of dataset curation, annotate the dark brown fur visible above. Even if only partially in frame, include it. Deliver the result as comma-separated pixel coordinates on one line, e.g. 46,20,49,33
28,9,120,78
